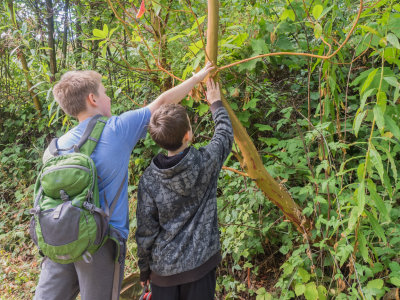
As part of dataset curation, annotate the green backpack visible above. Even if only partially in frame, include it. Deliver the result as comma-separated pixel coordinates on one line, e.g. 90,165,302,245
29,114,124,264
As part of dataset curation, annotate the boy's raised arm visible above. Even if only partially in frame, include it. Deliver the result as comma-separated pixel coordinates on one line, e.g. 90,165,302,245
146,62,215,114
204,78,234,167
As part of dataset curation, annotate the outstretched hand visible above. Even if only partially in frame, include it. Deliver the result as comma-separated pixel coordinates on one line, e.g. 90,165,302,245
206,78,221,105
193,62,215,83
141,280,149,287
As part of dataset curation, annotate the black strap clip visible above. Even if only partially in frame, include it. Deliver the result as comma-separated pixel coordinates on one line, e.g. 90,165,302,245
83,201,95,214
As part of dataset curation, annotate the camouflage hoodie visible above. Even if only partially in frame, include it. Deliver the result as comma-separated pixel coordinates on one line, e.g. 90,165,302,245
135,104,233,283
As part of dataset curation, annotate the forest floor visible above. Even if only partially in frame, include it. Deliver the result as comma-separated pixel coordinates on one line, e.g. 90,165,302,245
0,207,283,300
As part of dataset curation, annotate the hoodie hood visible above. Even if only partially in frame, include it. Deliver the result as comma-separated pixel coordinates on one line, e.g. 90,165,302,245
148,147,201,196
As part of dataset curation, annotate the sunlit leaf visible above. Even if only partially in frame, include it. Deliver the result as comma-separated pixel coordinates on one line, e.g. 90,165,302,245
367,279,384,289
387,33,400,49
281,9,295,22
312,5,323,20
377,91,387,113
369,146,384,183
103,24,108,36
360,88,375,111
304,282,318,300
191,15,207,31
317,285,328,300
93,29,106,39
383,76,399,88
314,23,322,39
360,68,378,94
295,284,305,296
373,105,385,131
353,109,367,137
385,116,400,141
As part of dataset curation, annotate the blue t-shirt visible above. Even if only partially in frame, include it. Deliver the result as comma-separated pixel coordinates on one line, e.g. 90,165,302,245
56,107,151,239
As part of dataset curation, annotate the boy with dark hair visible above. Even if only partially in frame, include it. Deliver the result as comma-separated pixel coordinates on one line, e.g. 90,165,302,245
33,63,215,300
136,78,234,300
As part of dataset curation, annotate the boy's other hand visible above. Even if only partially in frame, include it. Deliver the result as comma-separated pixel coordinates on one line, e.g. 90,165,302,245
141,280,150,287
193,62,215,83
206,78,221,105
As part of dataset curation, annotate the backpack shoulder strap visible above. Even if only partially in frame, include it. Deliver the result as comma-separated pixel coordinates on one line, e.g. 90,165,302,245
46,114,107,157
47,138,78,157
48,138,60,156
79,114,108,156
103,173,128,218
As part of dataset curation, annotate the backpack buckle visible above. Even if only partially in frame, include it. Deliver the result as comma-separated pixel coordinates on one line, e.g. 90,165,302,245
60,190,69,202
30,207,40,215
83,201,95,214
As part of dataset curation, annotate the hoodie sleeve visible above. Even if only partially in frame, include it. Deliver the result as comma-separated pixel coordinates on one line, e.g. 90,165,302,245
135,175,160,282
203,102,234,169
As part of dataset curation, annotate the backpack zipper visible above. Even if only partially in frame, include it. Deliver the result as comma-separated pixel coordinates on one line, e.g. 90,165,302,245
41,165,90,178
42,154,97,203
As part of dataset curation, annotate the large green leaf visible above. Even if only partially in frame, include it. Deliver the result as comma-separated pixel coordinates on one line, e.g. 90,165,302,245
304,282,318,300
312,5,323,20
368,146,384,183
365,211,387,243
358,230,370,263
367,179,390,221
373,105,385,131
314,23,322,39
367,279,384,289
385,116,400,140
360,69,378,94
353,110,367,137
387,33,400,49
93,28,107,39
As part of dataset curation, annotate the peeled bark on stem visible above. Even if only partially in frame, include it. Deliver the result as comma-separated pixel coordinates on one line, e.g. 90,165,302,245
206,0,218,66
206,0,309,233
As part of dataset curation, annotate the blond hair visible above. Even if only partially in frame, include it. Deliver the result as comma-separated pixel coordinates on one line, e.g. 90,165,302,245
53,70,102,117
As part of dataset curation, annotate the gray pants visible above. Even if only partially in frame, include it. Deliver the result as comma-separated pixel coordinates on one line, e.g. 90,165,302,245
34,238,125,300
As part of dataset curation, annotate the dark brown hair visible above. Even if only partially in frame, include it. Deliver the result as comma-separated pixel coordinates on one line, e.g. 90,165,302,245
149,104,191,151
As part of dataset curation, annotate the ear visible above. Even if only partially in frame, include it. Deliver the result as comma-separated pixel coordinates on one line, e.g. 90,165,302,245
87,93,97,108
183,131,190,142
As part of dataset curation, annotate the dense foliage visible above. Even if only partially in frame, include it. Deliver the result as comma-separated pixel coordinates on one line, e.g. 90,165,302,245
1,0,400,299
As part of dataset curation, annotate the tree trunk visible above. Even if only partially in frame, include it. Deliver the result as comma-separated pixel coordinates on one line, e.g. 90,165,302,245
89,2,100,70
61,0,70,69
32,0,48,59
206,0,309,234
46,0,57,81
75,6,83,68
7,0,42,114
